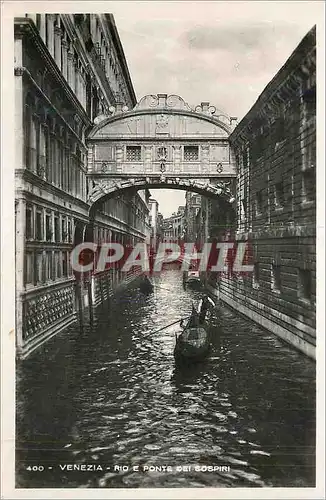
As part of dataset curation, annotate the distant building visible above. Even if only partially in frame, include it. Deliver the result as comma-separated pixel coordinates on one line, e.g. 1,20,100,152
148,197,160,246
157,212,164,241
184,193,202,242
162,206,186,242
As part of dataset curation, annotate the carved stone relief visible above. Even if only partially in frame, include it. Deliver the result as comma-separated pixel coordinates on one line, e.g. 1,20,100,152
155,114,169,134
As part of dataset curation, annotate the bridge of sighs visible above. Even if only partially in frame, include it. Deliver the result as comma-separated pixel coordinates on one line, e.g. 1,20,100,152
86,93,238,212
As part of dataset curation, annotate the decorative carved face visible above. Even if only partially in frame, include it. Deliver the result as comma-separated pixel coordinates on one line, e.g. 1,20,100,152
156,114,169,129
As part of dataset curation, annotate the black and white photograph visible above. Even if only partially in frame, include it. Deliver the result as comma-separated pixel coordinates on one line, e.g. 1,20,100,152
1,1,325,498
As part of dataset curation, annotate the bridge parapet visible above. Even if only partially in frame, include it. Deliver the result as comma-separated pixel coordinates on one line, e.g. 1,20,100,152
87,143,236,177
86,94,237,208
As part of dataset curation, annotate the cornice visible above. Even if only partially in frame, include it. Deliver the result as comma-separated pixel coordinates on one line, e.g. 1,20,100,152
87,108,231,140
103,14,137,107
16,66,87,149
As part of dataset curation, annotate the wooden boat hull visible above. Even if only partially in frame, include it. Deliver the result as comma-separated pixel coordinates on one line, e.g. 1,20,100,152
139,277,154,294
186,278,202,290
174,326,210,362
183,270,202,289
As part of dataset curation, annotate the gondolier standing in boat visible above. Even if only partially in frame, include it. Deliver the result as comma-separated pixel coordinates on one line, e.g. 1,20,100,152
197,296,215,324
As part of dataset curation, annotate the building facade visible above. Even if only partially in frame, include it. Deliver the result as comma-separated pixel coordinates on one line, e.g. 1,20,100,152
184,192,202,242
220,27,316,359
162,207,186,242
14,14,149,358
148,197,159,246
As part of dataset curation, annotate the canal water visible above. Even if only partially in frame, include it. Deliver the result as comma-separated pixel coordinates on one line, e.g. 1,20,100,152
16,270,316,488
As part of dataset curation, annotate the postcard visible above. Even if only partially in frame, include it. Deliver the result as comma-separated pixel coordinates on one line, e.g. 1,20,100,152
1,1,325,499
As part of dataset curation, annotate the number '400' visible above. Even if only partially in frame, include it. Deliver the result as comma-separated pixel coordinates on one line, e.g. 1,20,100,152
26,465,44,471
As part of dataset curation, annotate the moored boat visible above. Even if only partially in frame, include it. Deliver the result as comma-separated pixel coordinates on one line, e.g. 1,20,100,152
183,267,202,290
139,275,154,294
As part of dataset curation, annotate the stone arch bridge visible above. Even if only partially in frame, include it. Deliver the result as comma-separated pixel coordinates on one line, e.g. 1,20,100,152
86,93,238,215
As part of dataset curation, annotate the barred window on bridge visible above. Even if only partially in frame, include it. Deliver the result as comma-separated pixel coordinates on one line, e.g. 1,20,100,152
126,146,141,161
184,146,199,161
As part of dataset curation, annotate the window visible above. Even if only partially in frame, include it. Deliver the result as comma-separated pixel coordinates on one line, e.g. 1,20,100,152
38,124,47,178
298,269,312,301
36,210,43,240
76,170,81,196
274,113,285,147
274,181,284,208
126,146,141,161
184,146,199,161
302,85,316,122
36,252,43,283
55,251,61,279
46,252,53,281
45,213,52,242
272,264,281,293
302,142,316,171
25,252,34,284
54,216,60,242
242,147,248,168
253,262,259,289
28,117,38,172
67,219,72,242
255,190,263,215
62,252,68,277
62,217,67,242
301,170,315,203
26,207,33,240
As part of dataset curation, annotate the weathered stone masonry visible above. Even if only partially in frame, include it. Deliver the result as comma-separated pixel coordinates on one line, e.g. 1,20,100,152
220,26,316,359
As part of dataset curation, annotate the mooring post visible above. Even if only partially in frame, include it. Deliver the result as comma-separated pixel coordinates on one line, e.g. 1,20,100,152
76,280,84,333
99,276,105,309
106,274,111,312
87,278,94,326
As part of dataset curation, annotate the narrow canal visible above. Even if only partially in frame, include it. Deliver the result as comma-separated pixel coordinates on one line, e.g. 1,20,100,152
16,270,316,488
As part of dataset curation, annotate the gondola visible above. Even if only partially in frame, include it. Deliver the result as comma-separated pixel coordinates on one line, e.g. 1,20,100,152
139,275,154,294
174,296,215,363
183,268,202,290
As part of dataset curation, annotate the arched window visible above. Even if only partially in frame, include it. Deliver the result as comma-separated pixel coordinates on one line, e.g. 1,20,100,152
53,125,61,187
24,94,33,170
45,116,53,182
39,121,48,179
92,87,99,120
70,142,77,196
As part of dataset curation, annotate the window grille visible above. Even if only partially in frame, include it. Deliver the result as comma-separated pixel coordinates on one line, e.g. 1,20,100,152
184,146,199,161
126,146,141,161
